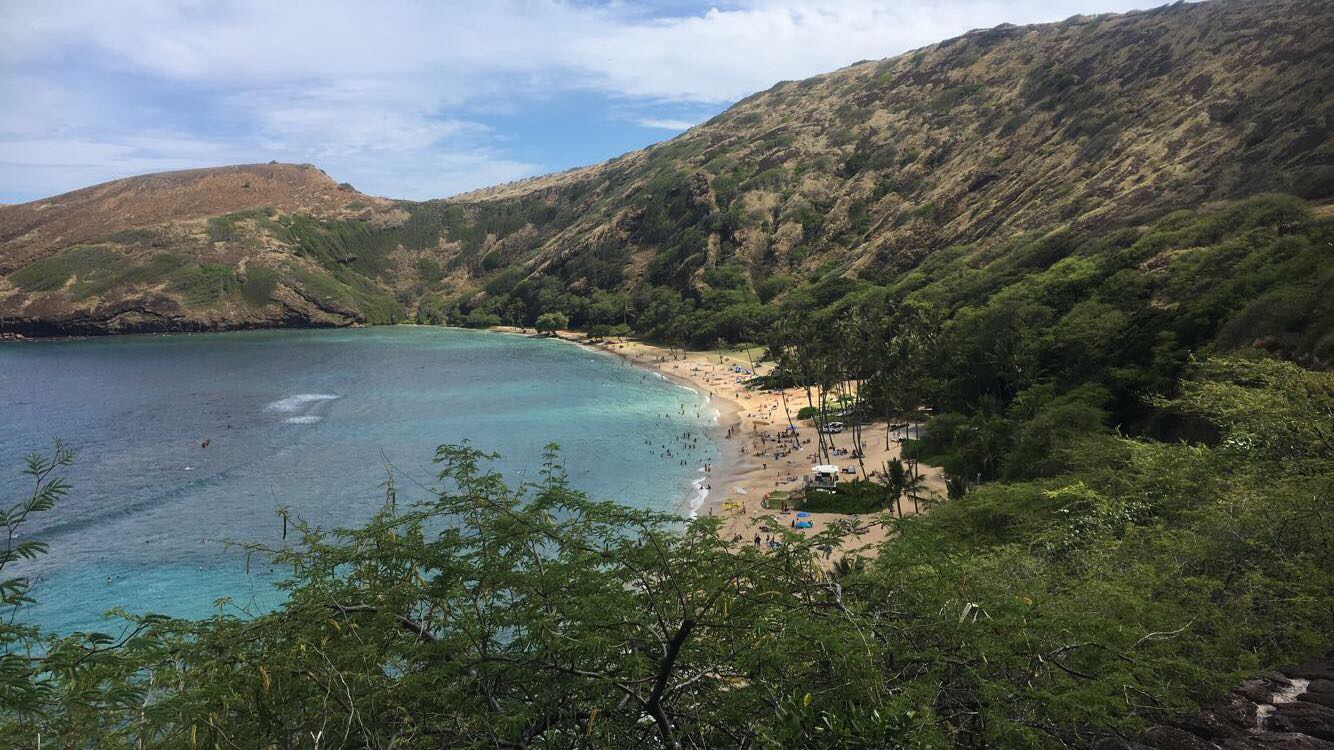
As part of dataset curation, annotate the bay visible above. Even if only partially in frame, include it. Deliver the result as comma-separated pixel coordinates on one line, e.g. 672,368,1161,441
0,327,718,632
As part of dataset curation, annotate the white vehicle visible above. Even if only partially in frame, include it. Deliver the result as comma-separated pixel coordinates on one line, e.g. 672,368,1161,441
820,421,845,434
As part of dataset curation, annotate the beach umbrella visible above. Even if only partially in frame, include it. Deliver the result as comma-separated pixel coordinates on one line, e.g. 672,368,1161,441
796,511,811,518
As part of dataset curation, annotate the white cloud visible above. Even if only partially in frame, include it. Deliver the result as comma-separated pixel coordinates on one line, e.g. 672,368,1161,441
229,88,479,155
637,119,699,131
0,0,1171,201
558,1,1172,102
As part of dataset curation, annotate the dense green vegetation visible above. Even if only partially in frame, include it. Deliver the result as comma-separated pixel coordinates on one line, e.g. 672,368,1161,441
454,194,1328,500
1,357,1330,747
6,242,276,310
174,198,585,325
457,195,1330,370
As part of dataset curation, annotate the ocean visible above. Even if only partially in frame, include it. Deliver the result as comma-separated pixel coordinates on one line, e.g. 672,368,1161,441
0,327,719,633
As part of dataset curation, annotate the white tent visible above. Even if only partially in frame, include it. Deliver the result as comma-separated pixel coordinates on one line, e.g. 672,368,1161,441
810,465,840,488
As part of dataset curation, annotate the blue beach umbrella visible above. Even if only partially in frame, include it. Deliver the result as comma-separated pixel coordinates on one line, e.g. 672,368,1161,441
796,511,811,518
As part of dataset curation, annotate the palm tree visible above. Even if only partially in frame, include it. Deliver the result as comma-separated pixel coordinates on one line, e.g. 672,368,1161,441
902,465,927,514
831,555,867,580
879,458,929,516
881,458,908,517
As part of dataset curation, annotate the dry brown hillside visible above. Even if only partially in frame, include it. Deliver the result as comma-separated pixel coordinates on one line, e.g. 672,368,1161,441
456,0,1331,284
0,163,377,271
0,164,392,335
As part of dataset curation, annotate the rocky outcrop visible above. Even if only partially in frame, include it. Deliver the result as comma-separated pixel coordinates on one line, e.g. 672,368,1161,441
0,283,363,337
0,305,355,338
1100,659,1334,750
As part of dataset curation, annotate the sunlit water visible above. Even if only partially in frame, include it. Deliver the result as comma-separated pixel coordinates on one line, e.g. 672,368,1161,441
0,327,719,633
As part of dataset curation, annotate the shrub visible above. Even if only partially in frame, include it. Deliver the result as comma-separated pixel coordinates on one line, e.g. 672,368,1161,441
464,309,502,328
239,265,279,307
535,311,569,335
417,257,443,285
756,274,796,303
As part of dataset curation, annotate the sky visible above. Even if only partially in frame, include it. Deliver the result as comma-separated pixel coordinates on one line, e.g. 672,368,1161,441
0,0,1163,203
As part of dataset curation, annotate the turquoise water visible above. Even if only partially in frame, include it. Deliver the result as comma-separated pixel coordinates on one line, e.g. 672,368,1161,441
0,327,719,633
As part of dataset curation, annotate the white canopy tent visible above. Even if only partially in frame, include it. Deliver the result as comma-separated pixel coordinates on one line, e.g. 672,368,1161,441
810,464,840,488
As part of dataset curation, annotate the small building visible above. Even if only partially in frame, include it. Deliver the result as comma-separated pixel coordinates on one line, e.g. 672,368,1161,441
809,464,840,490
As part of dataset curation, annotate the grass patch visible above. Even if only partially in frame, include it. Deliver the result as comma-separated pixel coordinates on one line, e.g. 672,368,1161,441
927,83,982,112
239,265,278,307
207,207,278,243
288,266,404,324
71,253,186,299
290,267,356,308
102,228,159,246
7,246,118,292
172,263,238,305
798,480,889,514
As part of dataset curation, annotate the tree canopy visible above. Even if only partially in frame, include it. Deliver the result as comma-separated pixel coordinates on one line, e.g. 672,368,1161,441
534,311,570,335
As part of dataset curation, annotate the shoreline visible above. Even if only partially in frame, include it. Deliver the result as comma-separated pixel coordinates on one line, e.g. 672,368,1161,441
554,333,748,518
583,339,749,519
505,328,948,561
12,321,946,560
489,326,749,518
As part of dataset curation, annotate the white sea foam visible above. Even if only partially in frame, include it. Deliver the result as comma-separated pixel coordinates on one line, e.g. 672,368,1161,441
686,476,709,518
266,393,339,413
284,415,323,424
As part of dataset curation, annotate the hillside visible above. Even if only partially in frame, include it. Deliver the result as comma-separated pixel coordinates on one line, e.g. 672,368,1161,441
1,0,1331,339
459,0,1330,278
0,164,391,335
0,162,377,266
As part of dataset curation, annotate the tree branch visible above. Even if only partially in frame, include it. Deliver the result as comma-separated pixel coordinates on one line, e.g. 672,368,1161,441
328,602,437,642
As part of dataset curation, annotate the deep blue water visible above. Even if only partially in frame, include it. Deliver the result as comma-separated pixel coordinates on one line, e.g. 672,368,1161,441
0,327,718,633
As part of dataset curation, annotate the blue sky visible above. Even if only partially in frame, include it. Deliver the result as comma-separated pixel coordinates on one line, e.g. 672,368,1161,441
1,0,1160,203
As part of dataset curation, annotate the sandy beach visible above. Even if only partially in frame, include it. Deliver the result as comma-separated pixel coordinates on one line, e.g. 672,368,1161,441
504,328,948,561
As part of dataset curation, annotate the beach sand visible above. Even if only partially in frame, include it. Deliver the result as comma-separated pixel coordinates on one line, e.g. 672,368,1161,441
511,329,948,562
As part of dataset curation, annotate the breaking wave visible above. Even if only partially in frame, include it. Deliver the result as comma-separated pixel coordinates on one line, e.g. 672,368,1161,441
266,393,339,413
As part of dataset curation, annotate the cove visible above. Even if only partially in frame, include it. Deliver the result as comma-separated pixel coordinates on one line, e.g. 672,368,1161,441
0,327,719,633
